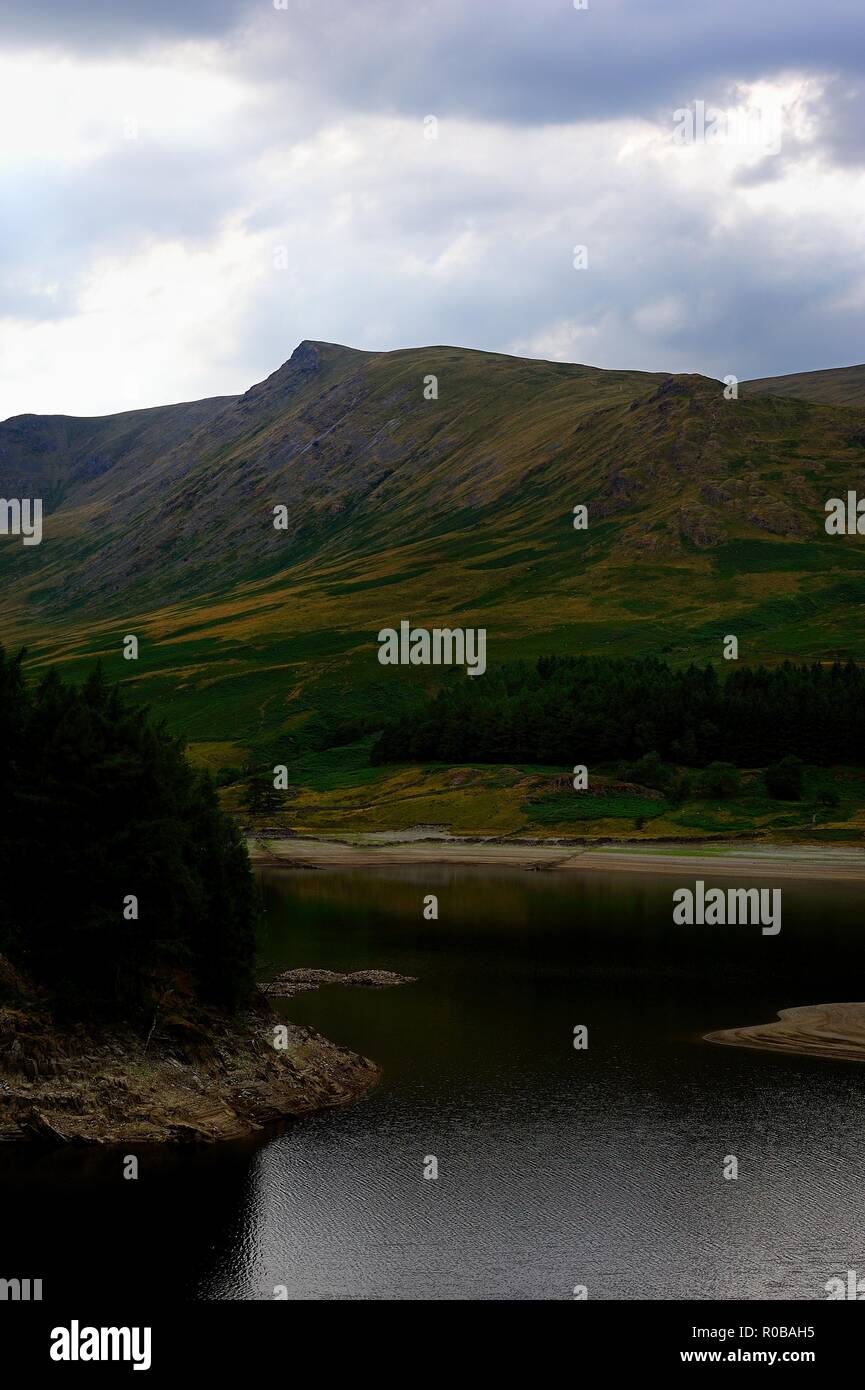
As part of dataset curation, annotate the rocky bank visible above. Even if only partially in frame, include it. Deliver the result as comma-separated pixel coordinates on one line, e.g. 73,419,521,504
0,960,378,1145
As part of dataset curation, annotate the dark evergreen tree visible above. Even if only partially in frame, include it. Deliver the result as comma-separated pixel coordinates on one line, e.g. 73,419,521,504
696,762,741,799
372,656,864,772
241,769,283,817
0,646,259,1019
765,756,805,800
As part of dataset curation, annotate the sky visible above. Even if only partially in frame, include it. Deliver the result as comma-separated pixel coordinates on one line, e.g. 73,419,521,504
1,0,864,419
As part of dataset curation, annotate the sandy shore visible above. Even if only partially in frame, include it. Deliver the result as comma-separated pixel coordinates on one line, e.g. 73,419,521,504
248,833,865,881
706,1002,865,1063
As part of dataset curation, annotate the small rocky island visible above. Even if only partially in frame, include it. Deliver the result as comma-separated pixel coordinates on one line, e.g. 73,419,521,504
260,967,417,998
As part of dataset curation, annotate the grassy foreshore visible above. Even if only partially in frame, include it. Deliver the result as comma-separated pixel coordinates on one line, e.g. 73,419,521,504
211,736,865,845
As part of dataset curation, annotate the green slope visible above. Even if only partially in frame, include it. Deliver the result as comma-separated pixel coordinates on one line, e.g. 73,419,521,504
743,362,865,409
3,343,865,817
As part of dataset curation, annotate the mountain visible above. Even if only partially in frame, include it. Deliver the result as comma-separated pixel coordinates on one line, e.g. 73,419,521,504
743,363,865,409
2,341,865,775
0,393,238,512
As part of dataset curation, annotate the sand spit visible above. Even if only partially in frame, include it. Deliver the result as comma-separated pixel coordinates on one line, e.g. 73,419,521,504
705,1002,865,1063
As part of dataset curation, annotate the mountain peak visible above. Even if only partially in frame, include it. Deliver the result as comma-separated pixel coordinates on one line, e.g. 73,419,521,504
240,340,360,408
288,339,370,365
288,340,324,369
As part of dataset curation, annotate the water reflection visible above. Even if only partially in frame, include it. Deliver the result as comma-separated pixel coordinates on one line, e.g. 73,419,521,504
3,866,865,1300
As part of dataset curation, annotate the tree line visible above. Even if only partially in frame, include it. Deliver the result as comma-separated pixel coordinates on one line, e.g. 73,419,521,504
371,656,864,770
0,646,258,1020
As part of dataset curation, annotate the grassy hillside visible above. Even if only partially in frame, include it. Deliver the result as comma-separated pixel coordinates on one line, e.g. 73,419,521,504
3,344,865,839
215,737,865,845
744,363,865,409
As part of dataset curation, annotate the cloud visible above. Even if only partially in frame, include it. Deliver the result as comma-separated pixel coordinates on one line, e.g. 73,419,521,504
244,0,865,128
0,0,250,52
0,2,863,417
5,0,864,127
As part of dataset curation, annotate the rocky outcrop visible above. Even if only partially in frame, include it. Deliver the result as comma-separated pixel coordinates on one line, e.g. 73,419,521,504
546,775,665,799
745,496,805,538
0,972,378,1145
678,505,726,547
698,478,807,539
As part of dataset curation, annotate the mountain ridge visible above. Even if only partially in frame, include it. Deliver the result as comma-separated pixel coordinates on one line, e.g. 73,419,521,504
2,341,865,764
742,362,865,409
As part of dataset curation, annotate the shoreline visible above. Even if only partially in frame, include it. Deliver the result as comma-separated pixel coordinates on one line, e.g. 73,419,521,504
0,989,379,1145
705,1002,865,1064
248,833,865,881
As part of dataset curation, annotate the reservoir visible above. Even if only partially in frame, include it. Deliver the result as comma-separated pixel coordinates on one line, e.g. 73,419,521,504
3,864,864,1301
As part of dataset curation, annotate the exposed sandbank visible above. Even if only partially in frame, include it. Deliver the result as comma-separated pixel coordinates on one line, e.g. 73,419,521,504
705,1002,865,1063
248,833,865,881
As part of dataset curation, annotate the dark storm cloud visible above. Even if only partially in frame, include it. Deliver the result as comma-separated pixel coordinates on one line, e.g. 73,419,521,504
252,0,864,128
3,1,864,134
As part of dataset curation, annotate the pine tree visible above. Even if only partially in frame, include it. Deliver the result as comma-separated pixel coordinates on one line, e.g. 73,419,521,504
0,646,259,1020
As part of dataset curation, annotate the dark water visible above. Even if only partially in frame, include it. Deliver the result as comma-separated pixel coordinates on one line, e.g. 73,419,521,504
4,865,865,1301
